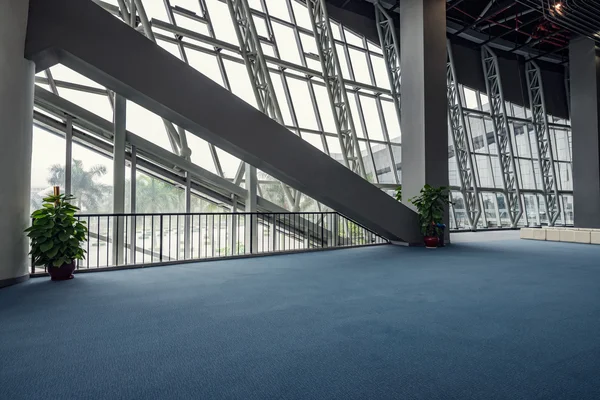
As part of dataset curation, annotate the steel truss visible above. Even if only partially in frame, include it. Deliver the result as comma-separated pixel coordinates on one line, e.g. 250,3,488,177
374,2,401,127
447,41,480,229
481,45,522,227
306,0,366,178
525,60,561,226
225,0,297,209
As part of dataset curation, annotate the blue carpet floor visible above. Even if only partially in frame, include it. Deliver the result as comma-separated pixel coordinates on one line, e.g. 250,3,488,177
1,239,600,399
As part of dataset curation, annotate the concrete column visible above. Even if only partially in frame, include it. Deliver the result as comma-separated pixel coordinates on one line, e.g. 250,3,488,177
400,0,449,236
244,164,258,253
0,0,35,288
570,37,600,228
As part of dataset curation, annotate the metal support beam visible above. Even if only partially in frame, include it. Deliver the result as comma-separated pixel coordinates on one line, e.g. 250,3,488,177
225,0,296,208
112,94,126,265
374,2,401,128
564,63,571,120
306,0,366,178
125,0,185,158
447,41,480,229
525,60,561,226
481,45,523,227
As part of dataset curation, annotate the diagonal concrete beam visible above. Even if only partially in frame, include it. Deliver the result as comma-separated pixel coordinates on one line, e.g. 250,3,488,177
25,0,420,243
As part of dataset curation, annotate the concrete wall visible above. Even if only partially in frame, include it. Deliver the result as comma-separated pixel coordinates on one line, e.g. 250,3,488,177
0,0,34,287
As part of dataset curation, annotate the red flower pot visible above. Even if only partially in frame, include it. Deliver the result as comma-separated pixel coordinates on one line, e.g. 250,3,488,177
47,261,76,281
424,236,439,248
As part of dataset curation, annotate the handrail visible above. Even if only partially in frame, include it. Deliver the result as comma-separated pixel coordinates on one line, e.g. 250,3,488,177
31,211,388,274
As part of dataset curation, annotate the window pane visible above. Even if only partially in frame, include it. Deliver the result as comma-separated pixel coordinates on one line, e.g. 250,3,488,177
31,127,66,212
71,143,113,213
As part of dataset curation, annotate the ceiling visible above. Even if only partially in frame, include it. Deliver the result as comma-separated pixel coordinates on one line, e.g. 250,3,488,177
322,0,600,64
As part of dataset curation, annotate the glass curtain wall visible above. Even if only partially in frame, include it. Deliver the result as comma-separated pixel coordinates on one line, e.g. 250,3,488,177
29,0,573,230
448,86,572,229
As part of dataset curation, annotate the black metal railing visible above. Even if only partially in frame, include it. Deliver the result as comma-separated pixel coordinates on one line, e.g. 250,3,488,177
31,212,388,274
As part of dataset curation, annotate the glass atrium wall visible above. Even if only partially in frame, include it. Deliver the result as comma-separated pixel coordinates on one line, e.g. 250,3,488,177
29,0,573,230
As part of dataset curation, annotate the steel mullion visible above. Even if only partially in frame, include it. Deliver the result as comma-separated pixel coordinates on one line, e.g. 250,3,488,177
285,0,330,156
305,0,365,178
374,2,401,130
111,0,182,157
481,45,523,227
195,0,234,179
260,0,303,210
307,80,331,155
353,94,379,184
362,34,399,185
151,22,393,96
525,60,561,226
161,0,220,166
337,26,378,184
260,0,301,139
448,41,480,229
225,0,296,209
467,92,488,194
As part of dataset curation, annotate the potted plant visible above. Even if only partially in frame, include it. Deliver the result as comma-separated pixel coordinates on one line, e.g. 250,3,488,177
409,185,451,248
26,193,87,280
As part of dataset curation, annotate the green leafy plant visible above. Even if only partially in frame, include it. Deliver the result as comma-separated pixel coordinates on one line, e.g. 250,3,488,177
395,185,402,202
409,185,451,237
26,194,88,267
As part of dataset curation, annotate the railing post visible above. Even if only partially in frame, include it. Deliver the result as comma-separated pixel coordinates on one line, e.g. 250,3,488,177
130,216,136,264
249,214,254,254
111,215,124,267
231,213,237,256
321,213,325,248
159,215,163,262
183,214,191,259
30,218,35,273
330,213,339,246
303,214,309,249
272,214,277,252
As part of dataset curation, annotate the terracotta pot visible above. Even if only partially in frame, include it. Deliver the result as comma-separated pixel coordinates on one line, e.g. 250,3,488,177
424,236,439,248
47,261,76,281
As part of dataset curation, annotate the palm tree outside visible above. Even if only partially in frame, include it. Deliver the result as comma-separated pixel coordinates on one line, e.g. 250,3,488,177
48,159,110,213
